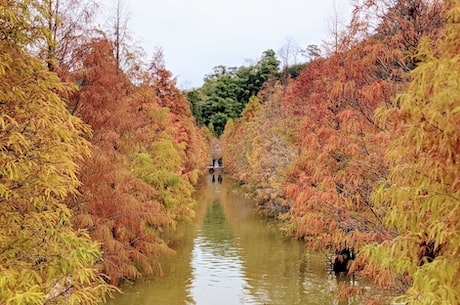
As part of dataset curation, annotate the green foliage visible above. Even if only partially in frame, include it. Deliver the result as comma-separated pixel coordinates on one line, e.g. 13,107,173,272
128,134,193,212
209,112,228,137
365,2,460,303
188,50,280,137
132,152,155,184
256,49,281,81
283,62,308,79
0,2,113,303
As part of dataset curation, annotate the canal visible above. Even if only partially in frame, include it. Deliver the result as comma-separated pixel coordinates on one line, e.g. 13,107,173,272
105,173,376,305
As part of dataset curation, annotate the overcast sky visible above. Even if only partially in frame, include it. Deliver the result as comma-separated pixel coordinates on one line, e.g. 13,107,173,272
100,0,353,89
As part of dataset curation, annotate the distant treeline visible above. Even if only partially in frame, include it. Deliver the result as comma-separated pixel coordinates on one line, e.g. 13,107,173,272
187,49,309,136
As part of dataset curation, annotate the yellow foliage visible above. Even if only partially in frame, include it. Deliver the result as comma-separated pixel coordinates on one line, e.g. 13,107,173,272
365,1,460,303
222,84,297,216
0,3,114,302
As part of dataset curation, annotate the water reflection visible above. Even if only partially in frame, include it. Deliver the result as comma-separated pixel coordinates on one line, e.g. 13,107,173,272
189,199,256,305
105,174,375,305
218,178,356,305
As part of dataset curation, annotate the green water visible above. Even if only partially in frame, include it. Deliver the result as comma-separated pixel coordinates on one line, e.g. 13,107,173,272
105,174,377,305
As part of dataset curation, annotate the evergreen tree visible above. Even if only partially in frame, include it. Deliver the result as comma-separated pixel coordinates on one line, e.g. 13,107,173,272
188,50,280,137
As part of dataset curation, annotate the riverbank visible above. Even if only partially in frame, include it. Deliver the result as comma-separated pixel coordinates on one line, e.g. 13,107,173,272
105,174,388,305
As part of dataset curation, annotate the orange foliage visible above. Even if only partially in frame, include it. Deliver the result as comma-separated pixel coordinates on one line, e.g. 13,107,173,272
282,0,444,253
222,85,298,216
66,38,207,284
283,48,394,250
223,3,446,302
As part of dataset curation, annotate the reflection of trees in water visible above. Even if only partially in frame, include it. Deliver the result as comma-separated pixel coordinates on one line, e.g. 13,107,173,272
108,176,374,305
218,184,309,304
106,212,197,305
140,175,372,305
198,199,236,257
219,182,361,305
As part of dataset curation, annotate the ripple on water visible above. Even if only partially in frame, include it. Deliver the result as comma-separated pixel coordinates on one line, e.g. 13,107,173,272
105,176,385,305
189,232,258,305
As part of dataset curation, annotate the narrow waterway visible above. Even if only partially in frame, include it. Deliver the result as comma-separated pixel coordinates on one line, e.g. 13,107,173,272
105,173,375,305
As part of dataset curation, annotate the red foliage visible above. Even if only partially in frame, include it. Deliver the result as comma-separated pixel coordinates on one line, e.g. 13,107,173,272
67,38,207,284
282,0,444,252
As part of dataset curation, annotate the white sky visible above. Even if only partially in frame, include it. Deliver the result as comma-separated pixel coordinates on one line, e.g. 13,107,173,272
100,0,353,89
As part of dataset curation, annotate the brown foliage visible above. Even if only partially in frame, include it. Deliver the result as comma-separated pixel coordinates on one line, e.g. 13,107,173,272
282,0,444,253
67,38,207,284
72,146,174,284
272,2,449,302
222,85,298,216
222,4,447,303
362,1,460,302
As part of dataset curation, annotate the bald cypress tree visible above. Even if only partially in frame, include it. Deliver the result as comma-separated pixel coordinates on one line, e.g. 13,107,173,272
0,1,113,303
364,1,460,303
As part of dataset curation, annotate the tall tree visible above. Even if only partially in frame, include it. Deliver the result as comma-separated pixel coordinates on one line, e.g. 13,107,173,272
302,44,321,62
255,49,281,84
278,37,302,83
0,1,113,303
69,38,208,284
363,1,460,303
188,50,280,137
108,0,131,72
70,38,174,285
222,86,298,216
283,0,444,248
323,0,348,55
32,0,98,72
